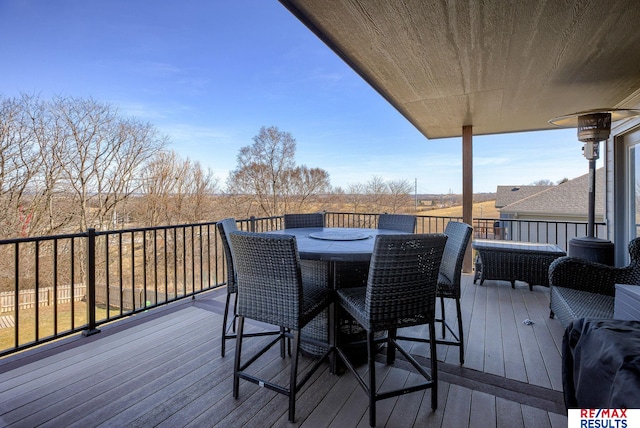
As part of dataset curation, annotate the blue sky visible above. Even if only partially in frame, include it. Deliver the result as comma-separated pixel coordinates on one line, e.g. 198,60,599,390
0,0,595,194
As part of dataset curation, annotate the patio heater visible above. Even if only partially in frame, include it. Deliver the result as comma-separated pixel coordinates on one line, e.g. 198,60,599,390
550,109,640,264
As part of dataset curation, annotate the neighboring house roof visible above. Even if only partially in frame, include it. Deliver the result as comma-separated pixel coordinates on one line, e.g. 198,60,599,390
499,168,604,218
495,185,553,208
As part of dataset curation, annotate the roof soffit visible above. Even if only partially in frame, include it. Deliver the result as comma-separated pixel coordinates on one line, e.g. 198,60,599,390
279,0,640,139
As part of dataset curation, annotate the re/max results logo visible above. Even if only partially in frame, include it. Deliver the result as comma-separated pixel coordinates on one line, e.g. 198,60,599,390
567,409,640,428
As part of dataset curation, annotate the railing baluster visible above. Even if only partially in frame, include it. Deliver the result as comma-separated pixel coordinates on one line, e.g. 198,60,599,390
71,237,75,329
53,239,58,336
143,231,148,308
83,228,99,336
104,234,110,321
35,241,39,341
14,243,19,349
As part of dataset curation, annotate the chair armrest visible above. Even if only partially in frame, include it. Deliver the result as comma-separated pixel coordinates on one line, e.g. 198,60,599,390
549,256,617,296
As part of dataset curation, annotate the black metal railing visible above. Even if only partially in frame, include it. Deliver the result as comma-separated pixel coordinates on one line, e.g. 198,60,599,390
0,212,604,357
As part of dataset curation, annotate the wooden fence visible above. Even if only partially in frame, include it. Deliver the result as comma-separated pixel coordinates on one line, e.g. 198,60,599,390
0,284,86,313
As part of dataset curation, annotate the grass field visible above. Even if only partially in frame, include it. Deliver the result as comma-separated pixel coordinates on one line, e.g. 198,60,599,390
417,200,499,219
0,302,108,353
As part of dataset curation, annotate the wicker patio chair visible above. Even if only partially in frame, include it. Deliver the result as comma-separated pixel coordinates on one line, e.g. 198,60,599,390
283,212,325,229
377,213,416,233
283,213,330,354
217,218,281,357
549,237,640,327
335,233,447,427
397,221,472,364
229,231,334,423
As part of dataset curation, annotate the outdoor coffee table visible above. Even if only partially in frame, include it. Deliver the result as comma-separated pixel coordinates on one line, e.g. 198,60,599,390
472,239,566,290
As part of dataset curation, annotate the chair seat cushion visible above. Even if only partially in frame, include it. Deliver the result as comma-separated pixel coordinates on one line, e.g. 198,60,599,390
337,287,368,328
337,286,430,331
301,284,333,326
437,273,457,299
550,286,614,328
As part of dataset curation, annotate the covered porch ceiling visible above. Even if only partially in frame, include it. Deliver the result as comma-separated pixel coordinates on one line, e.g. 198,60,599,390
279,0,640,139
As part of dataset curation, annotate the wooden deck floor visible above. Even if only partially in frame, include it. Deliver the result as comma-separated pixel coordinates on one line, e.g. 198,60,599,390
0,275,567,427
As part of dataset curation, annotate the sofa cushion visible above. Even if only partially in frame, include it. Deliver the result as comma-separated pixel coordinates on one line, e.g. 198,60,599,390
550,286,614,328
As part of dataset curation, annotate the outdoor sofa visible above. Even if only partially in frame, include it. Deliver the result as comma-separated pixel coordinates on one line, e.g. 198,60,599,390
548,237,640,328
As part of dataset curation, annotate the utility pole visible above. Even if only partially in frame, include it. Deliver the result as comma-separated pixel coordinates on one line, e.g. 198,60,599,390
414,178,417,211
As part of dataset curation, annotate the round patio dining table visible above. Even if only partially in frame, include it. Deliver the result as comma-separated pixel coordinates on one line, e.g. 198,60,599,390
266,227,409,356
267,227,405,263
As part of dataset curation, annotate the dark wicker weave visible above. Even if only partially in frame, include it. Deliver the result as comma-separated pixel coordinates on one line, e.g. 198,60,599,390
336,234,447,427
474,243,565,291
398,221,472,364
550,287,614,328
217,219,281,357
377,213,416,233
282,213,330,354
229,231,334,423
283,213,325,229
548,237,640,327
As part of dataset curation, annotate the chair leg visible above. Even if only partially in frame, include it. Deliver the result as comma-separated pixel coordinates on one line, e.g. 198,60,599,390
233,316,245,399
367,331,377,427
221,292,232,357
439,296,446,338
232,293,238,332
329,302,337,374
280,326,287,358
456,298,464,365
387,328,397,364
289,330,301,422
428,321,438,411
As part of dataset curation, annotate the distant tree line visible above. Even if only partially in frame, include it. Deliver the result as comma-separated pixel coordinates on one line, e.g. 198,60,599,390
0,95,415,239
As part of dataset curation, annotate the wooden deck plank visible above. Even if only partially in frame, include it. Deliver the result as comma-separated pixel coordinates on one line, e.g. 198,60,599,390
386,372,428,427
522,404,552,428
167,352,292,428
150,334,294,428
496,396,525,428
44,335,224,427
497,282,528,383
326,365,372,428
415,380,450,427
483,282,505,377
440,384,472,427
463,279,488,371
0,315,218,425
363,365,410,427
0,305,210,389
548,410,568,428
0,306,214,407
469,390,497,428
0,276,568,428
509,286,552,389
449,275,478,366
522,288,563,391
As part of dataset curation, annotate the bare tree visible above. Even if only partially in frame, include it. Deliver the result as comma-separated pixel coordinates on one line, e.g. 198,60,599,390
344,177,413,214
227,126,330,217
346,183,366,213
530,179,555,186
281,166,330,213
51,96,166,231
386,179,413,213
0,95,54,237
133,151,219,226
366,176,387,211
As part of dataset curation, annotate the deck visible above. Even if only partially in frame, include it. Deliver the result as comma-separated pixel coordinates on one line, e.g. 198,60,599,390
0,274,567,427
